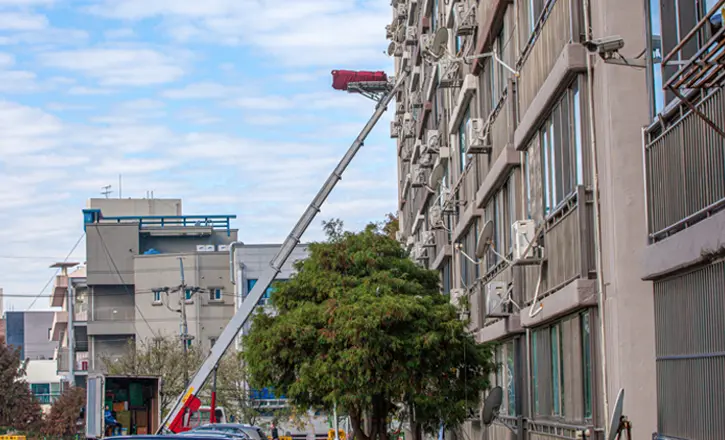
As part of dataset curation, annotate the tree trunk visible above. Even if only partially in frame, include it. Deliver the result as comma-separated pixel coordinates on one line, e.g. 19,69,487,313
350,408,369,440
369,394,389,440
409,403,422,440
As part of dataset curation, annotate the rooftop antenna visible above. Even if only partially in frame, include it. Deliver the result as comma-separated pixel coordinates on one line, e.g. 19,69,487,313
101,185,112,198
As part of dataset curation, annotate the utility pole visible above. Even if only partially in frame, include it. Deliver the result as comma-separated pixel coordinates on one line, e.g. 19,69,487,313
178,257,190,388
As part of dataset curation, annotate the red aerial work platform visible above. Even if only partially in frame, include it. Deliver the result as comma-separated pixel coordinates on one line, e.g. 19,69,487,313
331,70,388,90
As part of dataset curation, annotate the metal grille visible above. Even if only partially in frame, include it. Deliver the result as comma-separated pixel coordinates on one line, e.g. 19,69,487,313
644,86,725,242
654,260,725,439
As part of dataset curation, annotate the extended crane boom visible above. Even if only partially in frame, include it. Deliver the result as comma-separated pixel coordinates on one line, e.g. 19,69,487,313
158,70,409,433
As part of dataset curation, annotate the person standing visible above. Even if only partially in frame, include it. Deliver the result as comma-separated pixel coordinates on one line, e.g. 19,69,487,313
271,422,280,440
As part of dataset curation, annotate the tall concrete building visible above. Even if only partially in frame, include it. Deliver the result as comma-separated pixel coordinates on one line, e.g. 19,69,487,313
641,1,725,438
4,310,56,360
81,198,239,372
388,0,656,438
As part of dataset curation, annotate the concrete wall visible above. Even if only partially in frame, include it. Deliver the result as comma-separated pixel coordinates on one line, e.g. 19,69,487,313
140,229,238,254
590,0,657,433
86,223,139,285
87,198,182,217
134,252,236,351
24,312,56,360
88,285,135,335
91,334,133,372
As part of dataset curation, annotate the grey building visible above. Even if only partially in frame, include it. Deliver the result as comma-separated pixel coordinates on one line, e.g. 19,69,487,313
4,310,56,360
389,0,655,438
82,198,240,372
642,1,725,438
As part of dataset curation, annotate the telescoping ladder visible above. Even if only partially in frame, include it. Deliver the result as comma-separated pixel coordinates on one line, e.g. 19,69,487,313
158,70,409,433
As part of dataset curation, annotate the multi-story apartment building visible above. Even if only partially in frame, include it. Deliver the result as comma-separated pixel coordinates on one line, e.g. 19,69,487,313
81,197,239,372
4,310,56,360
0,288,5,342
642,1,725,438
389,0,655,438
50,263,89,387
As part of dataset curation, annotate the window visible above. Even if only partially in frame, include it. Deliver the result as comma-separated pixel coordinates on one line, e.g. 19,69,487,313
210,288,223,301
581,311,593,419
246,279,257,299
432,0,438,31
441,260,451,294
185,339,192,348
184,289,193,302
494,340,517,416
458,106,470,172
153,290,162,304
551,323,564,416
527,0,544,34
539,83,584,215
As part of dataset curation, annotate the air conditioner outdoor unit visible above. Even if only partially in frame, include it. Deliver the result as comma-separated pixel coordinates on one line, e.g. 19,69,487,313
453,2,477,36
426,129,441,151
204,244,215,252
466,118,492,154
396,101,405,115
450,287,466,307
405,26,417,45
217,244,230,252
512,220,536,261
412,165,427,187
422,230,436,247
401,142,413,161
419,152,435,168
486,281,510,318
385,24,394,40
390,120,401,138
410,91,423,108
420,34,433,53
429,204,443,227
395,231,403,242
406,236,415,246
439,146,451,159
396,3,407,20
438,59,462,88
196,245,207,252
402,116,415,139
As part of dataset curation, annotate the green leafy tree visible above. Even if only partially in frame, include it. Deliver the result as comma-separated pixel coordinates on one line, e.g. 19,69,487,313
42,386,86,438
243,220,494,440
0,337,42,431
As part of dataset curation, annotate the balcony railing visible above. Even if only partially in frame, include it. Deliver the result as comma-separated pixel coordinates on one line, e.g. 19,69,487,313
524,187,595,303
83,209,236,236
644,86,725,242
517,0,578,117
34,393,61,405
92,307,135,322
57,349,89,373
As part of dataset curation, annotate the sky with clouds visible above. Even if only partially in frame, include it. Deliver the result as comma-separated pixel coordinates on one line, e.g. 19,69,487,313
0,0,395,311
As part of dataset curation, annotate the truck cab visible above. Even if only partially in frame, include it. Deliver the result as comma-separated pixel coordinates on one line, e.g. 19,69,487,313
182,405,227,430
86,375,161,438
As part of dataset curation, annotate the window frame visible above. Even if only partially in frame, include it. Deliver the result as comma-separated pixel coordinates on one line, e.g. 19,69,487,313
209,287,223,302
152,290,162,304
184,288,193,303
458,105,471,172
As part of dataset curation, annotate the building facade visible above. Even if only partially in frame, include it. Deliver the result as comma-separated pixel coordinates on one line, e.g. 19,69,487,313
80,198,239,372
389,0,656,438
50,264,89,388
4,310,56,361
642,1,725,438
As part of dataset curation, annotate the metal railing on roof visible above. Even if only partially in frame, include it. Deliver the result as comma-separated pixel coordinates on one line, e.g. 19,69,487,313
83,209,236,236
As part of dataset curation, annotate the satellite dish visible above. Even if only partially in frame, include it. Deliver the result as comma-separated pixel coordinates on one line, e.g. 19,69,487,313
429,27,448,59
482,386,503,426
607,388,624,440
429,161,444,186
475,220,494,259
387,42,396,56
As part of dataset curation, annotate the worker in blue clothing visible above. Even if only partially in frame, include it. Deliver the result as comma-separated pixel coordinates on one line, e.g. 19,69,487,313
104,405,122,436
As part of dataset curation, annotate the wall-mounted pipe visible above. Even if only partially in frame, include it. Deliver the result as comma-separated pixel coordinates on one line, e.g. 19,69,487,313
229,241,244,285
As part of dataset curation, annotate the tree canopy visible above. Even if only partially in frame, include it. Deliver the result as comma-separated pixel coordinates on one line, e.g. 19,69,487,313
0,337,42,431
243,219,493,440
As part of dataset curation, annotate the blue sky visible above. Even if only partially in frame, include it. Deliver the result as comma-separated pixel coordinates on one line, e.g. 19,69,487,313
0,0,395,311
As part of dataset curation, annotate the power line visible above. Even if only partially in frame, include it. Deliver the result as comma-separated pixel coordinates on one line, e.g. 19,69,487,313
26,233,86,310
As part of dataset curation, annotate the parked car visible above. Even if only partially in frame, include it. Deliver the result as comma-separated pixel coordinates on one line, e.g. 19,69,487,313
191,424,266,440
178,430,249,439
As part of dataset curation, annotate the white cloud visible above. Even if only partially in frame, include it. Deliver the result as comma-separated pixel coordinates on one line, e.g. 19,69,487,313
0,70,39,93
39,48,187,86
0,52,14,67
0,100,64,155
161,81,244,99
105,28,135,39
88,0,391,67
0,12,48,31
67,86,116,95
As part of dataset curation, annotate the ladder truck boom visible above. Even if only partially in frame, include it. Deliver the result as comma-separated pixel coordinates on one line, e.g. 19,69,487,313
158,70,409,434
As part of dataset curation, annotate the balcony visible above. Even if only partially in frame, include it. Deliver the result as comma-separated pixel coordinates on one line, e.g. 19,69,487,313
516,0,581,119
644,86,725,243
87,307,135,335
50,275,67,307
522,187,596,316
56,349,90,373
50,311,68,341
34,393,61,405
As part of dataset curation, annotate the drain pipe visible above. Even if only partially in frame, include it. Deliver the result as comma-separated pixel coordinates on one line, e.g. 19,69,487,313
229,241,244,285
582,0,610,436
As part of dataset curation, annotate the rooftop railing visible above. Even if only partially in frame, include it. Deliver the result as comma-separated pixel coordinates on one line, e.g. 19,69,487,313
83,209,236,236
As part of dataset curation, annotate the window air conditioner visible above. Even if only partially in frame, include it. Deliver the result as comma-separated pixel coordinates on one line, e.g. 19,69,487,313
453,3,477,36
396,101,406,115
512,220,536,261
423,230,436,247
466,118,492,154
486,281,510,318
